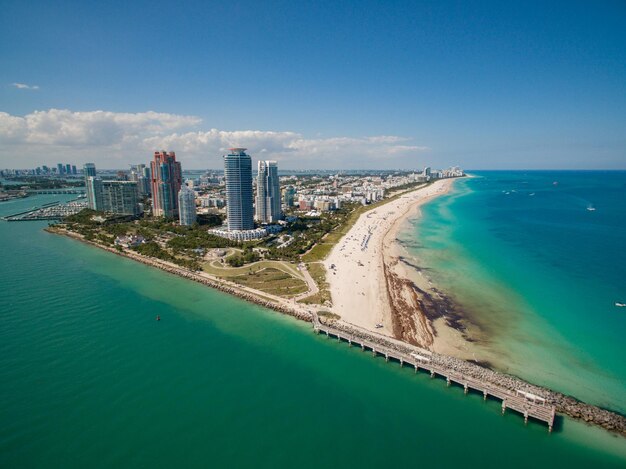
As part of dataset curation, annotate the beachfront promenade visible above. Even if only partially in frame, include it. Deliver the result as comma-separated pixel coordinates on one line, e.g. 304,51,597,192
312,314,556,431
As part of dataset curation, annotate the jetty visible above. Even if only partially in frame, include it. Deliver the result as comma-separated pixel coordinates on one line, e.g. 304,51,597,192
313,315,556,431
26,189,85,194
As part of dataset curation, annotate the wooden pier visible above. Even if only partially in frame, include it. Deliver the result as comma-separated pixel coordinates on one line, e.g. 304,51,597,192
313,319,556,431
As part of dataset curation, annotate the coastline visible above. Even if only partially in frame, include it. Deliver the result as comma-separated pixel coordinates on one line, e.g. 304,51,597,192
46,227,314,323
45,207,626,437
324,178,473,355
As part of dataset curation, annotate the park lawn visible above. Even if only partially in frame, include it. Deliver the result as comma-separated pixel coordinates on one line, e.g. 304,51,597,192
298,262,331,305
203,259,304,280
229,268,308,297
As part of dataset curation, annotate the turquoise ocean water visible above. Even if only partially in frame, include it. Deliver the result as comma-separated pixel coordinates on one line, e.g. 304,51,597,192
401,171,626,414
0,187,625,468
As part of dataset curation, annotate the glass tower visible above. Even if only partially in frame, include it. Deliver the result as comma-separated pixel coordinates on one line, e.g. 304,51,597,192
150,151,182,218
255,160,282,224
224,148,254,231
178,185,197,226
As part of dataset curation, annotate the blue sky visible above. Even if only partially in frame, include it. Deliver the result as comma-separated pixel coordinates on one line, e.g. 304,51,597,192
1,0,625,169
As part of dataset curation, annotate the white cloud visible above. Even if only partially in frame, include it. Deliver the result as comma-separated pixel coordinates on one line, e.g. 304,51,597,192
11,83,39,90
0,109,430,169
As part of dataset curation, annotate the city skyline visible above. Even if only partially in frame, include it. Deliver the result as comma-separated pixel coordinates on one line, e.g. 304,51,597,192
1,1,625,170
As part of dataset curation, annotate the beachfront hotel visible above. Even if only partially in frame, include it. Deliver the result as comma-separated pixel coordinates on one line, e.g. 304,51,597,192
150,151,182,218
255,160,282,224
223,148,254,231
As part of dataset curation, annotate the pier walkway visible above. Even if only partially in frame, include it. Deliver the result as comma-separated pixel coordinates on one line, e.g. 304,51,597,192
313,317,556,431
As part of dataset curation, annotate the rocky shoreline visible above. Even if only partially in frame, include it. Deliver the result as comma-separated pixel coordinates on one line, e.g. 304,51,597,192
320,318,626,435
49,226,625,437
47,227,312,323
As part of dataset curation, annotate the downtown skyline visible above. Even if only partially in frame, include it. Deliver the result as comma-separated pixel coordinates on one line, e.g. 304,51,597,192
1,0,625,170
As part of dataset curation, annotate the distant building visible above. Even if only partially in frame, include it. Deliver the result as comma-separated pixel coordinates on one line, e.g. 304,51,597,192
224,148,254,231
56,163,64,175
138,165,151,196
255,160,281,224
101,181,141,216
150,151,182,218
83,163,97,178
178,185,197,226
85,176,103,211
299,198,313,211
71,165,77,175
282,186,296,208
65,164,72,175
129,165,150,196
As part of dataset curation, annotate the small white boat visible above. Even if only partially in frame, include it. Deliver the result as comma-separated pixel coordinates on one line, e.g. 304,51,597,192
615,302,626,307
587,207,596,211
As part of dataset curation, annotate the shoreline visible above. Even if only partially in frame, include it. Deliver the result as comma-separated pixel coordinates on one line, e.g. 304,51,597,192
324,178,471,353
45,211,626,437
382,179,489,360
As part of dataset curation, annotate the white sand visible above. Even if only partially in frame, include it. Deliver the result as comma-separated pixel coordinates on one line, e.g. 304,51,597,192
325,179,455,338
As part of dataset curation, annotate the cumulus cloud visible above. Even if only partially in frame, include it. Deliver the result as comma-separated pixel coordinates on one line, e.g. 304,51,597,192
0,109,430,169
11,83,39,90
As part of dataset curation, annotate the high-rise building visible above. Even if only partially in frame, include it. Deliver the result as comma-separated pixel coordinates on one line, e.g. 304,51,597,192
85,176,103,211
224,148,254,231
282,186,296,209
150,151,182,218
65,164,72,175
178,185,197,226
130,164,151,197
255,160,281,224
71,165,77,175
57,163,64,175
83,163,97,178
101,181,141,216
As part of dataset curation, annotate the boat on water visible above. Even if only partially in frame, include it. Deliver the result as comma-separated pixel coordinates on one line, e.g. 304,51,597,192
587,206,596,211
615,303,626,308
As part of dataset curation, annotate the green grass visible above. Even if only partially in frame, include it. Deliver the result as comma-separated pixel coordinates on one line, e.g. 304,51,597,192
298,262,331,305
202,258,303,279
229,268,308,297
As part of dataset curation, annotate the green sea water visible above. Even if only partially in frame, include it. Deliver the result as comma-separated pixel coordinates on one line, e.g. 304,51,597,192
1,193,625,468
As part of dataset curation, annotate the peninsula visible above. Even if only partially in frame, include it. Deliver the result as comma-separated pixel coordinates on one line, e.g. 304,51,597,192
45,165,626,437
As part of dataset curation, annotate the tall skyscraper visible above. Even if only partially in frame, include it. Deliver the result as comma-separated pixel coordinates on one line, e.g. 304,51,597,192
101,181,141,216
57,163,64,174
65,163,72,175
255,160,282,224
85,176,103,210
224,148,254,231
83,163,97,178
178,185,197,226
130,164,151,197
150,151,182,218
71,165,77,175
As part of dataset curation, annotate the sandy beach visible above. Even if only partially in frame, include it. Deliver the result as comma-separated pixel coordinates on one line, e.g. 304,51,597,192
325,178,474,356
